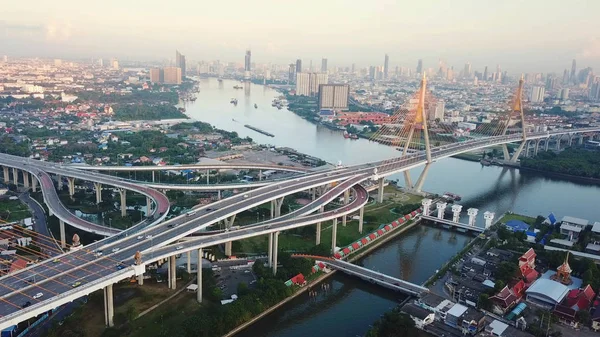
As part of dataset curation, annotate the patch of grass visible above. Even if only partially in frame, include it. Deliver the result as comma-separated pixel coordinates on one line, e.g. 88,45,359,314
498,213,537,226
0,199,31,222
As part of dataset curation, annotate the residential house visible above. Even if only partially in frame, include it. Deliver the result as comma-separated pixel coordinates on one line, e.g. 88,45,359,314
402,303,435,329
560,216,589,241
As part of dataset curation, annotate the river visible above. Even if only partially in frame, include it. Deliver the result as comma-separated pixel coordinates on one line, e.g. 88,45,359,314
182,78,600,336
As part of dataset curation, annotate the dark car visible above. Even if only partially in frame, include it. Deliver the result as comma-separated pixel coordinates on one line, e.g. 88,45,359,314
22,301,32,308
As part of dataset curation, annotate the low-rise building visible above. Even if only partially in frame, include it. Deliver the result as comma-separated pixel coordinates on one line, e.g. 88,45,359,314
401,303,435,329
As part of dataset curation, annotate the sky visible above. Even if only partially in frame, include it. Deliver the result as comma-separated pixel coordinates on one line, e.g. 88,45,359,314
1,0,599,74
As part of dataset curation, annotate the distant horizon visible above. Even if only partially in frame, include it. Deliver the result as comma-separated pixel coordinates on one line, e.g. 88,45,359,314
2,0,600,74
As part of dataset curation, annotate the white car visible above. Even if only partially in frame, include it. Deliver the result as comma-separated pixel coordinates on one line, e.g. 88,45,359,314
137,236,143,240
33,293,43,299
243,194,249,198
112,248,120,253
145,235,153,239
176,245,183,250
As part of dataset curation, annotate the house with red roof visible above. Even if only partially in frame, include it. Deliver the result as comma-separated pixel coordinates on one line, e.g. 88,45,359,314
490,280,526,314
519,248,536,270
554,284,596,326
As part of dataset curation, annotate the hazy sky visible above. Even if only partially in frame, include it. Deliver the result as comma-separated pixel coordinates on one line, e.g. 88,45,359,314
1,0,599,73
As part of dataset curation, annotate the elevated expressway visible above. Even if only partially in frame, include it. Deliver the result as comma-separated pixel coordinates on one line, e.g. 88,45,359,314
0,127,599,328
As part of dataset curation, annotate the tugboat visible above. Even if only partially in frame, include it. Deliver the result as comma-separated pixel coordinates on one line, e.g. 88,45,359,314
230,98,238,105
254,103,258,109
443,192,462,201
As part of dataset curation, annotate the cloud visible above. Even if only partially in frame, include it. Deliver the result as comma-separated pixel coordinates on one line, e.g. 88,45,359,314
579,38,600,59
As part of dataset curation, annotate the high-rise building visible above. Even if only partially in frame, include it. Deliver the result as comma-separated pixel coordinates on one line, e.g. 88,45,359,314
98,58,103,67
589,77,600,101
288,64,296,84
295,72,328,96
427,100,445,121
245,50,252,72
384,54,389,79
546,76,557,91
150,68,164,83
111,58,119,70
463,63,471,78
559,88,570,100
530,86,545,103
321,58,328,73
570,59,577,84
163,67,182,84
318,84,349,110
295,72,311,96
483,66,488,81
176,50,186,78
296,59,302,73
562,69,569,85
416,59,423,75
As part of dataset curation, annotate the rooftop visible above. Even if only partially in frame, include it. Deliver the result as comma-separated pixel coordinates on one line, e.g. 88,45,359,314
560,223,583,232
447,303,468,318
561,216,589,227
592,221,600,233
526,278,570,304
402,303,433,320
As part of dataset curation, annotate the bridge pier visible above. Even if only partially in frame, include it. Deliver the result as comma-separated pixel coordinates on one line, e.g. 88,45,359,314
377,178,384,203
59,220,66,249
22,171,29,189
31,174,38,192
197,248,203,303
146,196,152,214
2,167,8,183
57,174,63,190
217,190,221,200
268,232,274,267
104,284,114,327
272,231,279,275
12,168,18,185
119,189,127,217
152,171,155,183
187,251,191,274
272,197,284,218
403,171,413,190
224,214,236,256
331,218,338,254
436,202,447,219
534,139,542,156
94,182,102,204
342,189,350,226
168,255,176,290
316,206,323,245
358,206,364,234
579,135,584,145
311,188,316,201
206,170,210,184
556,136,561,151
568,134,574,146
510,141,526,162
259,169,262,181
545,139,550,151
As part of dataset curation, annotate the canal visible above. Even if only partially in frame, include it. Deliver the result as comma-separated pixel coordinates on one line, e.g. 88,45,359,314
183,78,600,336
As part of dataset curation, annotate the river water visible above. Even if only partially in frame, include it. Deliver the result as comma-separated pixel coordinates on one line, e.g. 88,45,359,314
183,78,600,336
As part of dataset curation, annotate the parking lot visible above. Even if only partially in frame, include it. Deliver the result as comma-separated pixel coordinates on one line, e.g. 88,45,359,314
213,260,257,298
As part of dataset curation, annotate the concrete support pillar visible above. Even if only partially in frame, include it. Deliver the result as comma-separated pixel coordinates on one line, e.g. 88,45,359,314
206,170,209,184
568,134,573,146
311,188,316,201
259,170,262,181
502,144,510,161
268,232,273,267
331,218,338,254
579,136,584,145
12,168,18,185
137,274,144,285
217,190,221,200
57,174,63,190
67,177,75,196
377,178,384,203
451,204,463,223
94,182,102,204
273,197,284,218
342,189,350,226
31,175,38,192
2,167,8,183
545,139,549,151
152,171,155,183
467,208,479,227
169,255,176,290
270,200,275,219
146,196,152,215
23,171,29,189
59,220,66,249
272,231,279,275
224,214,236,256
104,284,114,327
187,251,191,274
403,171,414,190
556,136,561,151
358,206,364,234
224,242,232,257
534,139,541,156
119,189,127,217
316,206,324,245
197,248,203,303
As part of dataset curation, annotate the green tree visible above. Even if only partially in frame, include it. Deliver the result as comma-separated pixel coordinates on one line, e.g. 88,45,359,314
478,293,492,310
125,304,138,323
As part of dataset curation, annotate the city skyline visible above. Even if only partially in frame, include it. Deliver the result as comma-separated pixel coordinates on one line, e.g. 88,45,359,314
1,0,600,73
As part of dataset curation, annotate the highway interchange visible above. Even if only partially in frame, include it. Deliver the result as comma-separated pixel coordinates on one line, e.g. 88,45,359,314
0,126,598,328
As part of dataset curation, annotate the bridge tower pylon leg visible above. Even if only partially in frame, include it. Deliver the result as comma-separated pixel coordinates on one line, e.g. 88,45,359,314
510,141,526,162
534,139,541,156
414,163,431,193
104,284,114,327
272,231,279,275
197,248,203,303
502,144,511,161
502,75,526,162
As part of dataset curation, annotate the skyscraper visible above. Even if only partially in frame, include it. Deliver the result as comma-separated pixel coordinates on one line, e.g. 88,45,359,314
546,76,556,91
163,67,182,84
321,58,328,73
245,50,252,72
463,63,471,78
288,64,296,84
590,77,600,101
570,59,577,84
530,86,545,103
175,50,186,78
416,59,423,75
559,88,570,100
296,59,302,73
369,66,376,80
318,84,349,110
295,72,328,96
562,69,569,85
384,54,389,79
483,66,488,81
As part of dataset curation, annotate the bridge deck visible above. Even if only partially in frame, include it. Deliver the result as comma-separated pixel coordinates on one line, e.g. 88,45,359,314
421,215,484,233
322,259,428,297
